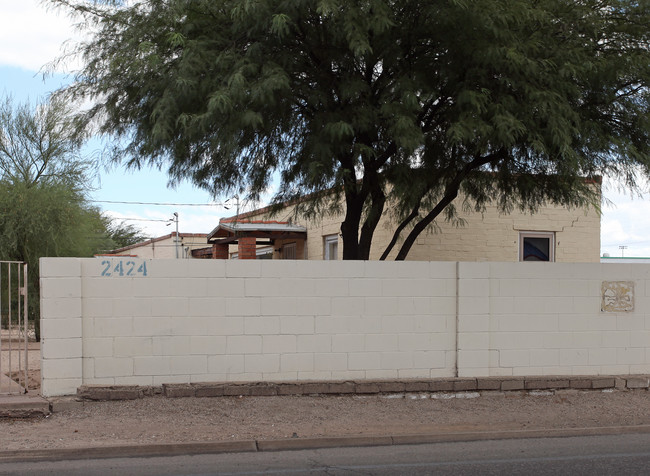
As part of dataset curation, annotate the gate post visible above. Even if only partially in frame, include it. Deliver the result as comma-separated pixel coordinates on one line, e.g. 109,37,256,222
0,261,29,395
40,258,83,397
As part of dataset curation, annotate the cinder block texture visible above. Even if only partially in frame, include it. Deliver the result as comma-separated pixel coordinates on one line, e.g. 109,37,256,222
38,258,650,395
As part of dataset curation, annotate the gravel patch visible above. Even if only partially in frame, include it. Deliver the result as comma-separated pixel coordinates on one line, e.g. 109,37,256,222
2,390,650,451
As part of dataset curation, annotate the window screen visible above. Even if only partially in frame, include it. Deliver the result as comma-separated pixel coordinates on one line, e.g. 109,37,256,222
324,235,338,260
282,243,297,260
519,232,555,262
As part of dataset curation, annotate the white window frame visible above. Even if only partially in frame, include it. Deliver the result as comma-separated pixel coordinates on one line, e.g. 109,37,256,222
256,246,273,259
519,231,555,262
255,246,273,259
324,234,339,260
232,246,274,260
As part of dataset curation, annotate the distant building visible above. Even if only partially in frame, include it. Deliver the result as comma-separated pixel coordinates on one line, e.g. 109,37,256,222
601,255,650,264
203,191,601,262
103,232,208,259
199,218,306,260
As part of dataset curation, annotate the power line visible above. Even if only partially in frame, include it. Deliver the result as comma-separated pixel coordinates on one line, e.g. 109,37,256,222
91,200,229,207
115,217,175,222
602,239,650,247
104,243,210,248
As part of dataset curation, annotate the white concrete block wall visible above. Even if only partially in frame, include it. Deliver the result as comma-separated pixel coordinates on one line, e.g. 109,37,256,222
457,262,491,377
40,258,457,396
483,262,650,376
40,258,83,396
40,258,650,396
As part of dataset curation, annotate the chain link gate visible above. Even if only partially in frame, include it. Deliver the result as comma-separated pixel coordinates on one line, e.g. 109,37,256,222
0,261,29,395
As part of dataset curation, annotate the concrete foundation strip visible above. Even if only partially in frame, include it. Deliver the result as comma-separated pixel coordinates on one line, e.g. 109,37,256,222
72,375,642,401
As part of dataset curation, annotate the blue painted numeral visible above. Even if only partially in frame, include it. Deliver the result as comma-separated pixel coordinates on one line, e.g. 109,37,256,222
101,260,111,276
100,259,147,277
137,262,147,276
114,261,124,276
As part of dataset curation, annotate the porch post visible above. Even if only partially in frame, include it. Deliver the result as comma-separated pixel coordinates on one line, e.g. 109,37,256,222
211,243,229,259
238,237,257,259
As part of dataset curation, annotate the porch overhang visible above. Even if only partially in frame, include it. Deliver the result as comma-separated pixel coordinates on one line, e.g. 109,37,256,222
206,220,307,259
207,221,307,244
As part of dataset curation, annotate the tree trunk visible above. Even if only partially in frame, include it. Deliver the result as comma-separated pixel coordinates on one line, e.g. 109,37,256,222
358,183,385,260
393,151,504,260
394,190,458,260
341,211,362,259
380,202,421,260
340,163,365,260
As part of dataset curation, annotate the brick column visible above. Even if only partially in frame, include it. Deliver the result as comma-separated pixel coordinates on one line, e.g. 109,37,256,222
238,236,257,259
212,243,229,259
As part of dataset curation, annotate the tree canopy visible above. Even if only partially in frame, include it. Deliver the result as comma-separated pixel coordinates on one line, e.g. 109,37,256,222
0,96,146,337
104,220,149,250
49,0,650,259
0,95,102,250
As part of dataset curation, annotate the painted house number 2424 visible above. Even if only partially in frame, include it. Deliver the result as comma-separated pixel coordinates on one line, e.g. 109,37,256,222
100,260,147,277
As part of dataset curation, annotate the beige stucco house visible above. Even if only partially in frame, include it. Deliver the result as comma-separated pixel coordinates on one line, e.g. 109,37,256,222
104,232,208,259
204,190,601,263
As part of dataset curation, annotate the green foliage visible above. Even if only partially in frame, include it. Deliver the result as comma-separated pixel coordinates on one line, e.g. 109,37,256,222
104,220,149,250
0,95,91,189
0,180,108,263
0,96,128,338
0,261,23,330
48,0,650,259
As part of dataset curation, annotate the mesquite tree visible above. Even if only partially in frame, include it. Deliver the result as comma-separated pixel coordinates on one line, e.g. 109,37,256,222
48,0,650,259
0,96,145,338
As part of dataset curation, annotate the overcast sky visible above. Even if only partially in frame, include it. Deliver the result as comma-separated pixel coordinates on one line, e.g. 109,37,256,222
1,0,649,256
0,1,236,239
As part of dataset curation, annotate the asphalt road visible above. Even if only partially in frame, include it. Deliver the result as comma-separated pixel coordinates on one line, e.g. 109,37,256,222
2,433,650,475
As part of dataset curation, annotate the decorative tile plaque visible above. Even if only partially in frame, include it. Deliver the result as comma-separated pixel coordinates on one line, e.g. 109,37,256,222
601,281,634,312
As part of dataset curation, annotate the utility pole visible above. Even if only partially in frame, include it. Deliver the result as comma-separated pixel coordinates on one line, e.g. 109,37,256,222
619,245,628,257
174,212,179,258
167,212,180,258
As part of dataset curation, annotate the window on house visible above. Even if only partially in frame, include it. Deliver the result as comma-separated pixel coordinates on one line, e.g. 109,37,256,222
519,232,555,262
256,246,273,259
282,243,297,260
324,234,338,260
233,246,273,259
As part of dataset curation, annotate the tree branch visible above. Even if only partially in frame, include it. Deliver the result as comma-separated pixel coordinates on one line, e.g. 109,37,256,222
394,150,507,260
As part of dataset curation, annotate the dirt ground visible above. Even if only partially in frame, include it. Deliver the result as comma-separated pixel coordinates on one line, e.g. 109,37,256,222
2,389,650,451
0,338,40,392
3,340,650,453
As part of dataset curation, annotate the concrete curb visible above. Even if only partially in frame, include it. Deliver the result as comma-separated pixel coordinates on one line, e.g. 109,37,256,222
256,436,394,451
0,440,256,463
2,424,650,463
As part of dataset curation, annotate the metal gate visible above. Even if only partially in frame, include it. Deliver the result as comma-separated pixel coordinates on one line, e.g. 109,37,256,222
0,261,29,395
